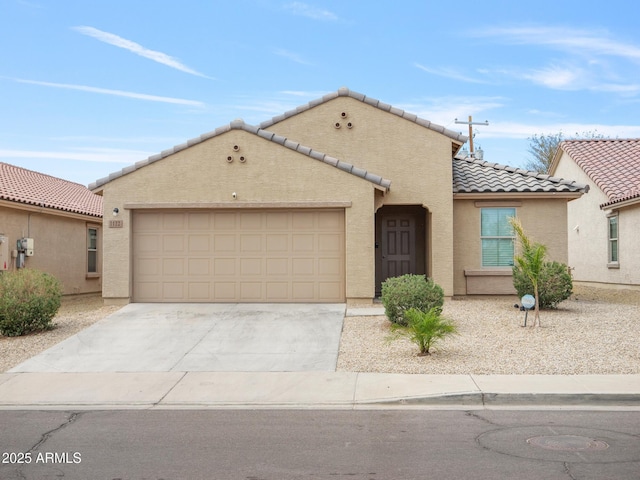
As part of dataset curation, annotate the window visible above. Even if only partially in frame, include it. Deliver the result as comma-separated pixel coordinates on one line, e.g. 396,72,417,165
87,227,98,274
608,215,619,265
481,208,515,267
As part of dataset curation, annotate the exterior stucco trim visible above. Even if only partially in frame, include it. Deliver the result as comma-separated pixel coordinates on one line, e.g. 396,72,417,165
123,201,352,209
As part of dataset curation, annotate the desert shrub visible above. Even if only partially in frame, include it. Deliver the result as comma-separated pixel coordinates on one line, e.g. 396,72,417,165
0,269,62,336
381,274,444,326
390,307,457,356
513,261,573,309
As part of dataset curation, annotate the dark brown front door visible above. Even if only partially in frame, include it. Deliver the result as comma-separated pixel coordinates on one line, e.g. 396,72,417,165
381,216,415,279
375,206,427,295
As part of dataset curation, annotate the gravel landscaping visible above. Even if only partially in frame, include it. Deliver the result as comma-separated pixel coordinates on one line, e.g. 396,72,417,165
337,285,640,375
1,285,638,374
0,294,121,372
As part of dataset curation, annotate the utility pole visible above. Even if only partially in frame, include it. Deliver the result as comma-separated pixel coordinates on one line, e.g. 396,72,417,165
455,116,489,155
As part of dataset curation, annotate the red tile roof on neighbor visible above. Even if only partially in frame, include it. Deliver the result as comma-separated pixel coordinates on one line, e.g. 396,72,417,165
0,162,102,217
560,139,640,208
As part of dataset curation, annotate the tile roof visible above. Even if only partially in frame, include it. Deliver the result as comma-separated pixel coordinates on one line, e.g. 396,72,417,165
0,162,102,217
259,87,468,144
90,119,392,191
452,157,589,194
559,139,640,208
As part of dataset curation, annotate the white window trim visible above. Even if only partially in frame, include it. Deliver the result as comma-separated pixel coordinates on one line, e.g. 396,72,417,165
607,213,619,269
87,225,100,278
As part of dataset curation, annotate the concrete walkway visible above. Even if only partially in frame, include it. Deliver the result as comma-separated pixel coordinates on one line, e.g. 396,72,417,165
0,372,639,409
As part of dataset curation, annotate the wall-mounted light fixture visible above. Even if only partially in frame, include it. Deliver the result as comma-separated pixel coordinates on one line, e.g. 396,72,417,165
112,207,119,217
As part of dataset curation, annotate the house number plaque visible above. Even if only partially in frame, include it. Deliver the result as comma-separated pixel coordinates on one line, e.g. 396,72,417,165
109,220,123,228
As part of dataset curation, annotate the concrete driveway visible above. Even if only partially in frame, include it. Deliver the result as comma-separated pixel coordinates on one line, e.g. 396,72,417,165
9,304,345,373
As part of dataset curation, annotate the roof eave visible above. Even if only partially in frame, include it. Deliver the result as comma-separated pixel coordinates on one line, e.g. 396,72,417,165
453,191,585,200
600,195,640,211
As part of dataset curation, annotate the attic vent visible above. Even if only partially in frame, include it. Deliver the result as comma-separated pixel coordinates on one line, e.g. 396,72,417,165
340,112,348,118
233,145,240,152
226,156,234,163
334,122,341,129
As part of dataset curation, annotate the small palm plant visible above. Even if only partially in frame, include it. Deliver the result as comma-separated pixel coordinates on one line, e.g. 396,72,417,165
509,217,547,328
390,307,457,356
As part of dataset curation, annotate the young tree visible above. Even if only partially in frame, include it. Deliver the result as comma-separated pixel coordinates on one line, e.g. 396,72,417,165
525,131,605,173
509,217,547,327
524,133,564,173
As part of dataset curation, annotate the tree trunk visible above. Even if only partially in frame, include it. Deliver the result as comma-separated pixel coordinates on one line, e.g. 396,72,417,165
533,283,541,327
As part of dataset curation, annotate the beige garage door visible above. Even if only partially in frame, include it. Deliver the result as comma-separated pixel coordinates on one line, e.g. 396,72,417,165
132,209,345,302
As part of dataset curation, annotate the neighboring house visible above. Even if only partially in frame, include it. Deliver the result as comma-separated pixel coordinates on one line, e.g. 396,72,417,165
550,139,640,288
90,88,587,305
0,162,103,294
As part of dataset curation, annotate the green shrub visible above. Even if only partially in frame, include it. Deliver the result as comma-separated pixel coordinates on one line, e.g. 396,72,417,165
381,274,444,326
390,307,457,356
0,269,62,337
513,261,573,309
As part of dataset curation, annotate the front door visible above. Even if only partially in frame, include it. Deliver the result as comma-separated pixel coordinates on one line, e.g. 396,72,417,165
381,215,415,280
375,206,426,295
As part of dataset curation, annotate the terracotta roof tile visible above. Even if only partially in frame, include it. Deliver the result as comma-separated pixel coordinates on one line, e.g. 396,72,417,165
560,139,640,206
453,157,588,194
0,162,102,217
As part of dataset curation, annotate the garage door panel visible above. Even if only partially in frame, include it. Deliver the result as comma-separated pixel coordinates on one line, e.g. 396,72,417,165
214,234,236,252
188,282,211,300
188,235,210,252
188,258,210,275
162,283,184,300
163,235,184,252
133,209,344,302
266,258,288,275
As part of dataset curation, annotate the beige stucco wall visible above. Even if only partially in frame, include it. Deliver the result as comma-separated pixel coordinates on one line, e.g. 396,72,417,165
0,204,102,294
268,97,457,295
100,128,377,302
452,198,570,295
553,151,640,286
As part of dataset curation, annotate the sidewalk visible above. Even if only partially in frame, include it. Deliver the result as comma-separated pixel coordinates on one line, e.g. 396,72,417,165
1,371,639,409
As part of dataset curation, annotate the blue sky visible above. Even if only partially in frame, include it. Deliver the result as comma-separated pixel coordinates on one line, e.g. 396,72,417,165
2,0,640,187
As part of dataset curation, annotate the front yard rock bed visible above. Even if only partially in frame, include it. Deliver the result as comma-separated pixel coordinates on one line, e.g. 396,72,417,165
337,285,640,375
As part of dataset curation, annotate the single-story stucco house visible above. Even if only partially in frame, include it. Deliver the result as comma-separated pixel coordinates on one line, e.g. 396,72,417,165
0,162,103,294
550,139,640,288
90,88,587,305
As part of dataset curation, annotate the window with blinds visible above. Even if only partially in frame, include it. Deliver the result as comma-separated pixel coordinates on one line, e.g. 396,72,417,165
481,208,515,267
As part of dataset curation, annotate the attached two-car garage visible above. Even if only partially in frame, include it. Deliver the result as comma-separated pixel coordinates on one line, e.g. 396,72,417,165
132,209,345,303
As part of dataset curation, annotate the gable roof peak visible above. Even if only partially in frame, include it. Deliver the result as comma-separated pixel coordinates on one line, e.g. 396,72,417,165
259,87,468,144
90,119,391,192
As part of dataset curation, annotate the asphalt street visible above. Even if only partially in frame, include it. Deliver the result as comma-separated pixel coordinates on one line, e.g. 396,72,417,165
1,409,639,479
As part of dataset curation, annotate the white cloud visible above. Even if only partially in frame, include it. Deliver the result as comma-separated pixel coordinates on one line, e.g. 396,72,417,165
474,121,640,140
273,48,313,65
12,78,205,106
279,90,328,97
520,65,581,89
0,148,150,163
283,2,338,21
397,96,506,127
73,26,212,78
414,63,490,84
475,26,640,61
